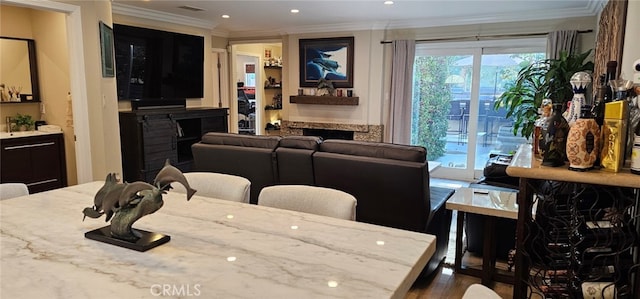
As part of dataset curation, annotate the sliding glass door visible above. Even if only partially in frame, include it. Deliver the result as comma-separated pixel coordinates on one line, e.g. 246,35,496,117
411,39,545,181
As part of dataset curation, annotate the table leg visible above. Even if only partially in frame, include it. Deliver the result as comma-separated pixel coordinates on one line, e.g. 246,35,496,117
482,216,497,286
455,211,465,273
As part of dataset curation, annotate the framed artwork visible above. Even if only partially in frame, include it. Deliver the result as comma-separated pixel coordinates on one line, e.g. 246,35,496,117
299,36,354,88
99,21,115,77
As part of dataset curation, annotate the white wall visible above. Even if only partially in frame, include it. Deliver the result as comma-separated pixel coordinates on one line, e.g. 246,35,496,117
285,30,386,127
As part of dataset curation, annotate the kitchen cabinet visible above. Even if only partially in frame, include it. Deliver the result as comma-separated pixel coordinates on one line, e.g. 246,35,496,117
1,132,67,193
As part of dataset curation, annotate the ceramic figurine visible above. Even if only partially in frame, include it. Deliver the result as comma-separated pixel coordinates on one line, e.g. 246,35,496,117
565,72,591,126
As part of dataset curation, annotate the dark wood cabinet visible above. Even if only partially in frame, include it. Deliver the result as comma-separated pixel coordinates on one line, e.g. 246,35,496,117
119,107,228,183
1,133,67,193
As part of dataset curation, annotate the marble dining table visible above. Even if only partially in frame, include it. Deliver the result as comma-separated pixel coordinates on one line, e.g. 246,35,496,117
0,181,436,298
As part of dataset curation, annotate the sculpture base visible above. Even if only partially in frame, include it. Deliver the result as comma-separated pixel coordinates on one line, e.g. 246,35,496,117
85,226,170,252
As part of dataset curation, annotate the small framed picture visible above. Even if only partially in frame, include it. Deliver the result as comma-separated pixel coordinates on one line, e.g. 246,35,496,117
99,21,115,77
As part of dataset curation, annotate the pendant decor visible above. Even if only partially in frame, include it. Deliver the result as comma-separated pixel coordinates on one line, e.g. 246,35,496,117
542,103,570,167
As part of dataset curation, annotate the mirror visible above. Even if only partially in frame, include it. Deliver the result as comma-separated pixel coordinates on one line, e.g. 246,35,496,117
0,37,40,102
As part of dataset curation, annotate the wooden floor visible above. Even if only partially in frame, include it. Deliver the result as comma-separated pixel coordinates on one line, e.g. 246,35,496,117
406,265,514,299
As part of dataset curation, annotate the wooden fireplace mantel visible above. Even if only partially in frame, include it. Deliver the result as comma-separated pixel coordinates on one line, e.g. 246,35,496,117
289,95,359,105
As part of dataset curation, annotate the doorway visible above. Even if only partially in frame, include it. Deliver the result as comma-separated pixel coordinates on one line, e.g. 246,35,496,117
230,41,283,136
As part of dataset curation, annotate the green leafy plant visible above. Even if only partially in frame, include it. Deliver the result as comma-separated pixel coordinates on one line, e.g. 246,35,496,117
14,113,34,130
494,49,594,139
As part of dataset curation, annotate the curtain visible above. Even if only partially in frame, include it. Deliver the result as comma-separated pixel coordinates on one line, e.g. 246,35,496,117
547,30,578,59
387,40,415,144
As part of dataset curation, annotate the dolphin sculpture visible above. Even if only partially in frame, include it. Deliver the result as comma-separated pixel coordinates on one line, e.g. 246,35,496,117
82,160,196,241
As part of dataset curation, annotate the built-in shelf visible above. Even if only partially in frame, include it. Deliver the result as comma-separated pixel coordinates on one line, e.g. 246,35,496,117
265,106,282,110
289,95,359,105
265,86,281,89
264,66,282,69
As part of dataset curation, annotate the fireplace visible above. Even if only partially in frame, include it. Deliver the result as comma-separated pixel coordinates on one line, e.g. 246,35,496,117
303,128,354,140
281,120,383,142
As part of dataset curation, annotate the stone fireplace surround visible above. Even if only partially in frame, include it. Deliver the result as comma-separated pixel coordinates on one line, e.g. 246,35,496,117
280,120,383,142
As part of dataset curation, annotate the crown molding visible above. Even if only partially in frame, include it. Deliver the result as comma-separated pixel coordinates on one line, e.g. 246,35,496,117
111,3,214,30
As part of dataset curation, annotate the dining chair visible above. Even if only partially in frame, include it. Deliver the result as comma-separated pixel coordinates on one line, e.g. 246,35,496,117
0,183,29,200
461,283,502,299
257,185,357,220
171,172,251,203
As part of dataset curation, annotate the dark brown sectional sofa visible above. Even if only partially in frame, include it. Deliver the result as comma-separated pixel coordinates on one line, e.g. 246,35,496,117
191,132,454,277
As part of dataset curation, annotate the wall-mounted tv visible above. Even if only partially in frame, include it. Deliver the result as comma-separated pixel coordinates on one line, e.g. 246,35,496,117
113,24,204,101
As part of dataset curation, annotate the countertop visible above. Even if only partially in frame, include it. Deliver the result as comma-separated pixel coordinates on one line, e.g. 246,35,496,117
0,130,62,140
506,144,640,188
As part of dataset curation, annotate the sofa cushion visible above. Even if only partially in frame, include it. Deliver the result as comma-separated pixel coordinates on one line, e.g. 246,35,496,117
313,151,430,232
200,132,281,149
319,139,426,163
279,135,322,150
193,133,281,204
276,136,322,185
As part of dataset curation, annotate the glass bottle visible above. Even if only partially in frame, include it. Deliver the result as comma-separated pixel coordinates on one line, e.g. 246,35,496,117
567,105,600,171
542,103,570,167
631,124,640,175
534,99,552,159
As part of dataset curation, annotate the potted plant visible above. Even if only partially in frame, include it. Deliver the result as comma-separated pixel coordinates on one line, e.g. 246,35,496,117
494,50,594,139
13,113,34,131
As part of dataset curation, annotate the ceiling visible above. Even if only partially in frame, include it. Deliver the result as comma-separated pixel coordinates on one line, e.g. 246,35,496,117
112,0,604,38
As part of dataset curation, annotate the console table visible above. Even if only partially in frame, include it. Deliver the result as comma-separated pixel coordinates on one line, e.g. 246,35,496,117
506,144,640,299
0,181,435,298
446,187,518,286
119,107,228,183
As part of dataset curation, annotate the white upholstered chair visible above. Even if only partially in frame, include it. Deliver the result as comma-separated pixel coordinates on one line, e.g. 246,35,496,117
172,172,251,203
462,284,502,299
257,185,357,220
0,183,29,200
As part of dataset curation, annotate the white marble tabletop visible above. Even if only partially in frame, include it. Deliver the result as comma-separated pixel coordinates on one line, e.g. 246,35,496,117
0,181,436,299
446,187,518,220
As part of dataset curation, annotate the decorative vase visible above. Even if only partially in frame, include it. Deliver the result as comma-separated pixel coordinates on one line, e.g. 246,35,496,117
566,105,600,171
542,103,570,167
565,72,591,126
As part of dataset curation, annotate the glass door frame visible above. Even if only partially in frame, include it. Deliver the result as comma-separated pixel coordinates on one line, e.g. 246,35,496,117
414,38,546,181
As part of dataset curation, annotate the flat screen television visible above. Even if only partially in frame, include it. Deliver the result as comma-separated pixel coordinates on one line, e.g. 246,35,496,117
113,24,204,102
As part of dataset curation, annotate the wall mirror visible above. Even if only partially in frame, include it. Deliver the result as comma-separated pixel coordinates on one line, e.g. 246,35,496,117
0,37,40,102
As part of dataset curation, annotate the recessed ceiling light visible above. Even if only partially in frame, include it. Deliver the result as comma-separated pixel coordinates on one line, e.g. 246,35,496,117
290,9,299,14
222,14,230,19
384,1,394,5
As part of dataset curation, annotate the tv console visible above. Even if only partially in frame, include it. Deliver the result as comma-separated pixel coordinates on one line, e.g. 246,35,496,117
119,107,229,182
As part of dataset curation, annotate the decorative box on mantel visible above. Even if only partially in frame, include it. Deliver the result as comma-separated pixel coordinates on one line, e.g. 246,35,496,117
289,95,359,105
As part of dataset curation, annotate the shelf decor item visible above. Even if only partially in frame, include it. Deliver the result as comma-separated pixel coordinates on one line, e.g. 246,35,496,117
82,160,196,251
541,103,570,167
299,36,354,88
566,105,600,171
